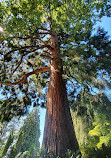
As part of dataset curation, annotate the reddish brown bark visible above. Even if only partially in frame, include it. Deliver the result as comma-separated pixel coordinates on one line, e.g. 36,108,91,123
42,33,79,157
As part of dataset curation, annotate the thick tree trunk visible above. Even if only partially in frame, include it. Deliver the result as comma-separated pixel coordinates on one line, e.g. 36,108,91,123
42,33,79,157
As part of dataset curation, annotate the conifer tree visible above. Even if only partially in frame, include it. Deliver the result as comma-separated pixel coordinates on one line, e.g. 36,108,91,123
0,108,40,158
0,134,13,158
20,108,40,157
0,0,111,156
9,130,24,158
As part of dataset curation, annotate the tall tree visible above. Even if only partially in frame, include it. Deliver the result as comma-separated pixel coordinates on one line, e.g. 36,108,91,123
0,133,13,158
9,110,40,158
20,108,40,157
0,108,40,158
0,0,111,157
0,117,22,155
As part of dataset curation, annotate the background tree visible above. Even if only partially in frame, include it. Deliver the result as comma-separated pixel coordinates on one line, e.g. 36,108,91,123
0,122,8,153
0,117,23,155
0,108,40,158
0,133,13,158
0,0,111,157
20,108,40,157
71,91,111,158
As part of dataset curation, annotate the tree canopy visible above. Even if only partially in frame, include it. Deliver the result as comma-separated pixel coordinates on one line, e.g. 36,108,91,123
0,0,111,122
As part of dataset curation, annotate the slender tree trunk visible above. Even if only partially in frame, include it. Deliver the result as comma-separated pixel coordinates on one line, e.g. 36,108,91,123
42,33,79,157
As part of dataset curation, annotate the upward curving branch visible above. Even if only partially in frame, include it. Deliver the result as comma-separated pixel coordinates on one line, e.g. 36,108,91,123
0,66,50,86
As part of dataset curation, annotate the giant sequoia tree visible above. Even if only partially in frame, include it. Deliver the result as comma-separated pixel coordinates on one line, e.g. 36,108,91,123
0,0,111,157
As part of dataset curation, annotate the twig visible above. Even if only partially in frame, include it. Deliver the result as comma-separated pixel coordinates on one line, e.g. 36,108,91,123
44,50,51,56
37,37,47,45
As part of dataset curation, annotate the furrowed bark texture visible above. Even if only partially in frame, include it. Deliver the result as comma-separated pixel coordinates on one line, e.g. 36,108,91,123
42,33,79,157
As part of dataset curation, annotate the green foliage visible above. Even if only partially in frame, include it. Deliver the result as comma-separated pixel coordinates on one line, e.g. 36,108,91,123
0,0,111,121
8,108,40,158
0,1,111,156
71,91,111,158
0,2,111,156
9,130,24,158
20,108,40,157
14,151,29,158
0,134,13,158
89,112,111,149
0,97,28,122
0,122,7,153
39,149,59,158
65,150,83,158
0,117,24,155
0,108,40,158
39,149,83,158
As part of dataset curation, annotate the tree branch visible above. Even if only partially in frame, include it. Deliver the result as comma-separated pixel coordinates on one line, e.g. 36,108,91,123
38,38,48,45
41,34,47,39
28,26,50,32
44,50,51,56
10,54,24,77
10,48,52,77
16,36,48,43
15,36,49,46
0,66,50,86
40,54,52,60
10,48,40,76
66,74,80,84
4,45,53,59
36,27,50,32
35,32,51,35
